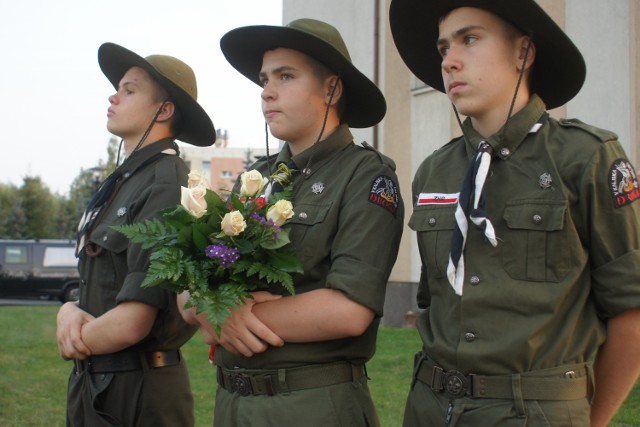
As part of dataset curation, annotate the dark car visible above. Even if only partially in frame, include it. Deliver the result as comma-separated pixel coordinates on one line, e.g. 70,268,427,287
0,239,80,302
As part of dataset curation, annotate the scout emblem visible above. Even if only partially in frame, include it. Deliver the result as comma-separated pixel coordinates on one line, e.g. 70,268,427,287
311,182,325,194
117,207,127,217
538,173,552,189
609,158,640,208
368,175,399,215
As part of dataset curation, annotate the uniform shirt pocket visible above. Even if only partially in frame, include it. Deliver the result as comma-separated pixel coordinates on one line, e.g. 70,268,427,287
287,202,333,263
502,199,570,282
409,205,456,279
86,218,130,290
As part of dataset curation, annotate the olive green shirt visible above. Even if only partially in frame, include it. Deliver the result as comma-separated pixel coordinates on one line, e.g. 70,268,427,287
78,139,197,351
216,124,404,369
409,95,640,375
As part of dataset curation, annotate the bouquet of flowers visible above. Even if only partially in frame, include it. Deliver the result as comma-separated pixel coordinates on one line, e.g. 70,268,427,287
113,166,303,331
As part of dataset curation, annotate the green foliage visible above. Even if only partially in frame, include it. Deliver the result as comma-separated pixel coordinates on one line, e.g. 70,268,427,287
112,171,303,331
0,137,119,240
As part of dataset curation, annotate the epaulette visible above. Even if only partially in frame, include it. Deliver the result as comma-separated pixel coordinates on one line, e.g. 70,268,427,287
558,118,618,142
360,141,396,169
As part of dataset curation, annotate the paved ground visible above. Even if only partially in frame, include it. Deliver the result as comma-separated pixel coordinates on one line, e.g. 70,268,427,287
0,297,61,306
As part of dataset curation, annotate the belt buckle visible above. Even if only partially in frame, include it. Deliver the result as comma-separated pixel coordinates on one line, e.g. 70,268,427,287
228,373,253,396
442,370,470,398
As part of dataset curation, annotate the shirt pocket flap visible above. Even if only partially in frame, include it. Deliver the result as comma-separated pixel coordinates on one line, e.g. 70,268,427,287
287,202,332,226
503,200,567,232
409,205,456,232
89,221,130,254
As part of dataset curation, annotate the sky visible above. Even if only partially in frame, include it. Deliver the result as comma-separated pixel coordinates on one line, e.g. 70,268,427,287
0,0,283,195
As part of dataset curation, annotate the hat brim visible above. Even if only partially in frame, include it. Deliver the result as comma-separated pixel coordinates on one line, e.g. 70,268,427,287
220,25,386,128
98,43,216,146
390,0,586,109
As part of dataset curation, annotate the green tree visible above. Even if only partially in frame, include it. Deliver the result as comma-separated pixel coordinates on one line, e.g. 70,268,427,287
0,183,19,238
19,176,55,239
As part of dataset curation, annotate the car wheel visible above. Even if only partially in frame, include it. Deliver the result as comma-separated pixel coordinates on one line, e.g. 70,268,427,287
63,284,80,302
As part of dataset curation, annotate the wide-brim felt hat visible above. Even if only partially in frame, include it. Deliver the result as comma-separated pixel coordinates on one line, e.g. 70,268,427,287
98,42,216,146
389,0,586,109
220,18,386,128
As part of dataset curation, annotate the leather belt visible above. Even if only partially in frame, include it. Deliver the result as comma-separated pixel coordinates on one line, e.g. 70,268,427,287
416,356,589,401
217,362,365,396
75,349,181,373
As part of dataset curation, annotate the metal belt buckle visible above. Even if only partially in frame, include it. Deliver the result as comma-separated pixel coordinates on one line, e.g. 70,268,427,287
229,373,253,396
442,370,470,398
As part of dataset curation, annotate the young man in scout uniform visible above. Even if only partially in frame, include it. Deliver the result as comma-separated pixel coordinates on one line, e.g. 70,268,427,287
182,18,404,426
390,0,640,425
56,42,216,426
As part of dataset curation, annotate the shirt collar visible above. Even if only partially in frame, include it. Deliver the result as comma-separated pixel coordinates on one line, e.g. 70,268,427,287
121,138,177,173
275,124,353,176
462,95,547,159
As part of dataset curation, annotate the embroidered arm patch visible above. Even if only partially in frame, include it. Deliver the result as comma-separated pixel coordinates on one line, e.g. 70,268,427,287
609,158,640,208
368,175,399,215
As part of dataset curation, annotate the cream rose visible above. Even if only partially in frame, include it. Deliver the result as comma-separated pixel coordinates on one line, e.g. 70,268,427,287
240,170,268,197
221,211,247,236
180,184,208,218
187,170,209,189
266,200,294,226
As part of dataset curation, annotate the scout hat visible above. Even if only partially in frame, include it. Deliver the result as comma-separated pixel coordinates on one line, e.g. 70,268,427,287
98,42,216,146
220,18,386,128
389,0,586,109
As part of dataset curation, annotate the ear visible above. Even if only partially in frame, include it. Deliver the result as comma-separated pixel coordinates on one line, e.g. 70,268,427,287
516,37,536,72
325,76,343,106
156,101,176,123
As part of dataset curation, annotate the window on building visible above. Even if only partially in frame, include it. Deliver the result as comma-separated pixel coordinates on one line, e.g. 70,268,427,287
202,160,211,178
221,170,233,179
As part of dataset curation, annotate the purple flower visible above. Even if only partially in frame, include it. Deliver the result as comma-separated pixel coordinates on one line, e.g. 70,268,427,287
205,243,240,268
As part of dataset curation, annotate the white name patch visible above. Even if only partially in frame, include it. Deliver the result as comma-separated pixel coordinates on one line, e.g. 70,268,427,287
416,192,459,206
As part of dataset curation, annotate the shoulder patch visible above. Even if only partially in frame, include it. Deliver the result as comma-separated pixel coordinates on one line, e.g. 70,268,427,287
558,118,618,142
368,175,400,215
609,158,640,208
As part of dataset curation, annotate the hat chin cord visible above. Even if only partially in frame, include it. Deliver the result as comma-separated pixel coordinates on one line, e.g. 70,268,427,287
114,98,170,168
452,33,534,146
263,75,340,180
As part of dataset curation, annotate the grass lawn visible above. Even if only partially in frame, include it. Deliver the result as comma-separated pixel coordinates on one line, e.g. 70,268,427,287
0,305,638,426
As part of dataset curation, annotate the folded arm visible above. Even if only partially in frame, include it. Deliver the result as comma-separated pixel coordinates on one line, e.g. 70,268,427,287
56,300,158,359
591,308,640,427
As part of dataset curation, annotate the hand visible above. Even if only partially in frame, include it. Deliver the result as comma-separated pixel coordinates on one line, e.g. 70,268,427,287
218,291,284,357
56,302,94,360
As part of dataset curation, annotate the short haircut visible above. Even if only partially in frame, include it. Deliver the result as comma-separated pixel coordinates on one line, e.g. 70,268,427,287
302,53,348,121
147,73,183,137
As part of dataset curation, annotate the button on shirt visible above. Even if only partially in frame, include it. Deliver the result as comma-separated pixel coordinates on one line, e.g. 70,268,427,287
216,124,405,369
409,95,640,375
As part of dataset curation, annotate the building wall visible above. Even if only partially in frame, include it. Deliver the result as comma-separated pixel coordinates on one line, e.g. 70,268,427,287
280,0,639,325
283,0,414,284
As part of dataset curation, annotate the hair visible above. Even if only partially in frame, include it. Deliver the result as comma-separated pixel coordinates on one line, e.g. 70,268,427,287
148,73,183,137
302,53,348,121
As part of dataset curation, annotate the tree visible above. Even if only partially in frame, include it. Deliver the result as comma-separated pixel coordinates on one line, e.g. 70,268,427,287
0,183,19,238
19,176,55,239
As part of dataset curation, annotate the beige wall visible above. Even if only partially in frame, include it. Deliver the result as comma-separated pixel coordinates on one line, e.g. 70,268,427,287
280,0,639,284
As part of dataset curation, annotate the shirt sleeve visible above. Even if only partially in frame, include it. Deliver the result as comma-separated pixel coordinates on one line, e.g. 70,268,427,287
584,139,640,318
116,158,187,309
325,156,404,316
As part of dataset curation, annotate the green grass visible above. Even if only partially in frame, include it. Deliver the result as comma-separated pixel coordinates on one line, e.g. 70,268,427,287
0,306,638,426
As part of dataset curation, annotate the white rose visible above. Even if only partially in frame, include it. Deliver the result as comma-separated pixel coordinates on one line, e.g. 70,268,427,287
221,211,246,236
180,184,208,218
266,200,294,226
187,170,210,189
240,170,268,197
